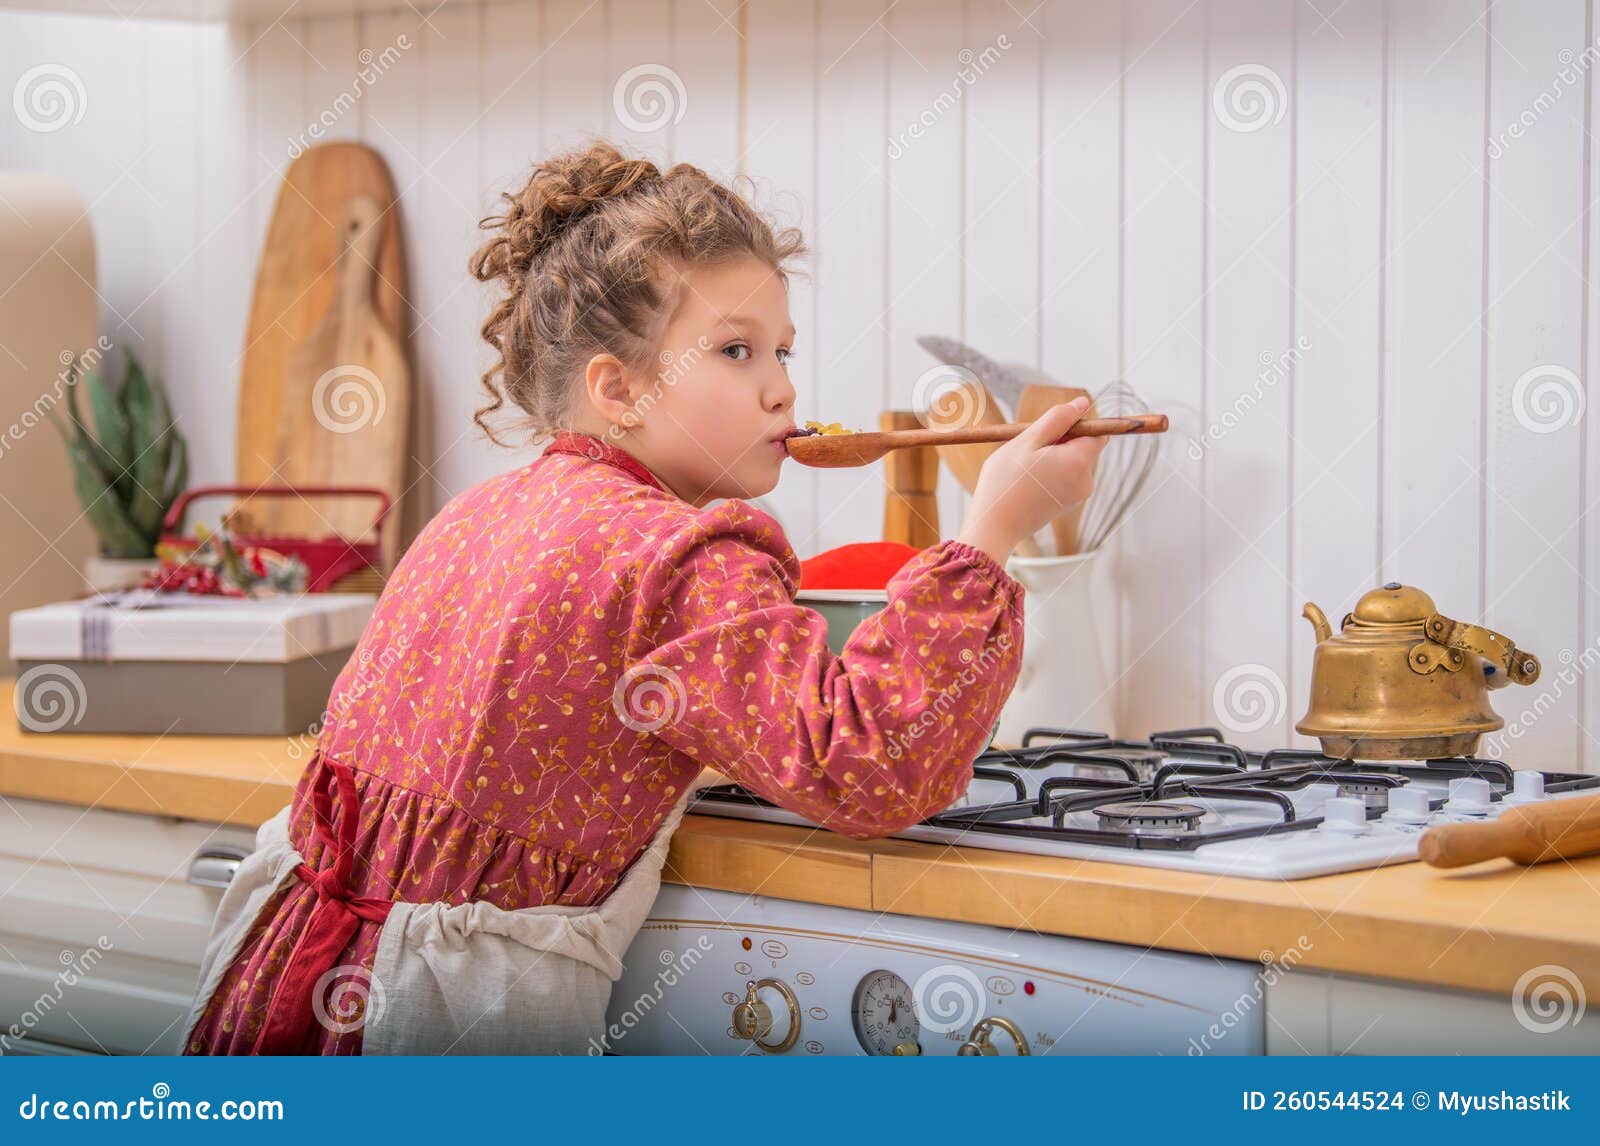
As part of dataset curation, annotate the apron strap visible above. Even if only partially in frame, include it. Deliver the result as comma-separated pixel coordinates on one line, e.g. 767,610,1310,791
251,757,393,1055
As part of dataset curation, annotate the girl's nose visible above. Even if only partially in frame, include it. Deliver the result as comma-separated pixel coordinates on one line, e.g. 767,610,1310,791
765,370,796,413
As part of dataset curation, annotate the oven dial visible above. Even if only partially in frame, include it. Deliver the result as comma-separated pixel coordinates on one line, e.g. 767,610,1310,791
1501,770,1545,805
958,1015,1031,1056
1382,786,1433,825
731,978,801,1053
851,969,922,1055
1318,796,1372,834
1444,777,1493,815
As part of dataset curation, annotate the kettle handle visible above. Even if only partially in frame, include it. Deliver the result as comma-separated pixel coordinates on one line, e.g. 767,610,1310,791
1420,614,1540,687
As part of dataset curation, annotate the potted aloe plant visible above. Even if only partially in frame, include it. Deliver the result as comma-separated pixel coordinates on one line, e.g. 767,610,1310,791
49,350,189,592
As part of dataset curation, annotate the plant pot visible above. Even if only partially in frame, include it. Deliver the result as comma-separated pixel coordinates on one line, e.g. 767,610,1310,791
996,548,1114,744
83,554,159,594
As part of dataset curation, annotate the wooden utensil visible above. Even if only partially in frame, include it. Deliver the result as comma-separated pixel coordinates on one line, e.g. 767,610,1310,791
921,379,1041,556
1418,791,1600,868
275,196,410,542
786,415,1168,469
236,142,410,572
1016,383,1093,555
927,379,1006,491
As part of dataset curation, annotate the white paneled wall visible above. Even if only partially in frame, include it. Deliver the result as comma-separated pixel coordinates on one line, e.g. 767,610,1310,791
2,0,1597,770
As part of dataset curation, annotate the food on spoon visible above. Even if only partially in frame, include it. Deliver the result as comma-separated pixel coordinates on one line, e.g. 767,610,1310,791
781,421,858,442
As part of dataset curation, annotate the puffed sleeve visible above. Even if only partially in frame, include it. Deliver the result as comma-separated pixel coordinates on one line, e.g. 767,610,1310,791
618,499,1024,840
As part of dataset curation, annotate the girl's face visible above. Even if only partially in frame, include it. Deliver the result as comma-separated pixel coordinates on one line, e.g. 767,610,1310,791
587,254,799,506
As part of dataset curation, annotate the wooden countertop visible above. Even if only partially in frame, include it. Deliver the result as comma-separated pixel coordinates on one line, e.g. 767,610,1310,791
4,680,1596,997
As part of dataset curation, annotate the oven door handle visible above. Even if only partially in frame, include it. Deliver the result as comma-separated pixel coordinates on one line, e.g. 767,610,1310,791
187,844,253,889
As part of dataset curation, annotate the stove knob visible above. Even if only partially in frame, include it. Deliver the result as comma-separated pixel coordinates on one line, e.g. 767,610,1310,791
1444,777,1493,815
1318,796,1371,834
1502,770,1546,805
730,978,800,1053
957,1015,1030,1056
1382,787,1433,825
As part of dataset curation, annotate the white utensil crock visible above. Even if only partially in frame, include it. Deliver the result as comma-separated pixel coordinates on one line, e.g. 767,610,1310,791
996,549,1115,744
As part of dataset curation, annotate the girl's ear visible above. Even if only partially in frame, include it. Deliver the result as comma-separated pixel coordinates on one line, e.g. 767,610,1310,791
584,352,642,431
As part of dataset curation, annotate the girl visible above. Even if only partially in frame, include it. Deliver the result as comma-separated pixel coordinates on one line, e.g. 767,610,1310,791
181,139,1102,1055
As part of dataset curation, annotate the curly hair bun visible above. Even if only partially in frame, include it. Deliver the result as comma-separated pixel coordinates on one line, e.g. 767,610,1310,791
473,141,660,281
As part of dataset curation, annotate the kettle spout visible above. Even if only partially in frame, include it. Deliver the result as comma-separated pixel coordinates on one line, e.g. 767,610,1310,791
1302,602,1332,644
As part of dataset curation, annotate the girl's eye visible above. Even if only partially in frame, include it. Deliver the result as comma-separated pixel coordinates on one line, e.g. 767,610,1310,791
777,347,794,365
722,343,751,362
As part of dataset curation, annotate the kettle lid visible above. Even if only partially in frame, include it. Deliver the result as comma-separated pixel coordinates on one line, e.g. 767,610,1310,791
1351,582,1436,625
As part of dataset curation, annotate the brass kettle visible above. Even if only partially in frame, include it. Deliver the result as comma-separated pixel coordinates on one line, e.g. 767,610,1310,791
1296,583,1541,760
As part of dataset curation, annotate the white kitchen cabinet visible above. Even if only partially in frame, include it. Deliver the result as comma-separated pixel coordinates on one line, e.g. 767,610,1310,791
0,796,256,1055
1266,969,1600,1056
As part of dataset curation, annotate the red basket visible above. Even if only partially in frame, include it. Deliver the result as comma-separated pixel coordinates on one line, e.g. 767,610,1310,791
159,484,392,593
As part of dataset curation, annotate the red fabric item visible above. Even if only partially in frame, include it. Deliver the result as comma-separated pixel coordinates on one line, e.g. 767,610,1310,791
546,431,667,492
799,541,923,590
250,758,394,1055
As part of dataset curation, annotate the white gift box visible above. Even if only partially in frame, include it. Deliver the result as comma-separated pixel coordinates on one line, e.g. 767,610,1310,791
9,590,377,736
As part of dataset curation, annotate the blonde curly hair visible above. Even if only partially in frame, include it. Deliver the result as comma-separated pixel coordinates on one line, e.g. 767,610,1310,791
468,139,807,447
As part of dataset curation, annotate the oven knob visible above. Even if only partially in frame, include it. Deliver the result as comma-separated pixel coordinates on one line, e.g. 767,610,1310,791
1318,796,1371,834
1382,787,1432,825
1501,770,1546,805
957,1015,1030,1056
730,978,800,1053
1444,777,1492,816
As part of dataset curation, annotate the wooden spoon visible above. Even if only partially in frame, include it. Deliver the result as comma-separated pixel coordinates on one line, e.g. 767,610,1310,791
786,415,1167,469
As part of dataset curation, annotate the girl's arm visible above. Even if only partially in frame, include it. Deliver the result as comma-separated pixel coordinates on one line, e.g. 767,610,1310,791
620,500,1023,840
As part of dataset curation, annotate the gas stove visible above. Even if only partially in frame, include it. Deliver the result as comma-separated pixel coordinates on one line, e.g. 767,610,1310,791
690,726,1600,879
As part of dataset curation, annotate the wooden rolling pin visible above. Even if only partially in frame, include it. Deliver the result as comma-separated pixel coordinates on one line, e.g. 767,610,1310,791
1418,791,1600,868
786,414,1167,469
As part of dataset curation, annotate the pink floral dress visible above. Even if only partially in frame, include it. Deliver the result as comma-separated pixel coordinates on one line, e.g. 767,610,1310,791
182,430,1024,1054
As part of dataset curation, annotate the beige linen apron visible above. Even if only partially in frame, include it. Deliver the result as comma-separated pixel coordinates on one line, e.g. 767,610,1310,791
181,781,699,1055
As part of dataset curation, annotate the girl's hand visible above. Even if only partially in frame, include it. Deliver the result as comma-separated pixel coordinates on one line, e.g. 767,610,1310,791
956,397,1106,565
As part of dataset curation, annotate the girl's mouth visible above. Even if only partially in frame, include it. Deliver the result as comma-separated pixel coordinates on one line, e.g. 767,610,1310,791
772,425,814,454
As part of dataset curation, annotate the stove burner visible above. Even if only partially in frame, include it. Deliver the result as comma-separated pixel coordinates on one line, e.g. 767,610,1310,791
1095,800,1207,835
1078,745,1168,780
1336,778,1397,809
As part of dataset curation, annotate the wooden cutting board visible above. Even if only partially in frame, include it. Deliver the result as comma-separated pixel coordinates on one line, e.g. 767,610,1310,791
236,143,410,572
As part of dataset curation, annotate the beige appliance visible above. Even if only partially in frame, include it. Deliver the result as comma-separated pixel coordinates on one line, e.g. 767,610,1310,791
0,173,101,676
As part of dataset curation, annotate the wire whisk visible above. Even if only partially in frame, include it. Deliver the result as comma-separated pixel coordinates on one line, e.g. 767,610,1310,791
1077,380,1160,553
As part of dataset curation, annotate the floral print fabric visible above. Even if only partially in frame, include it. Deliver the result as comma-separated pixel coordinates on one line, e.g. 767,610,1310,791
186,432,1024,1053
